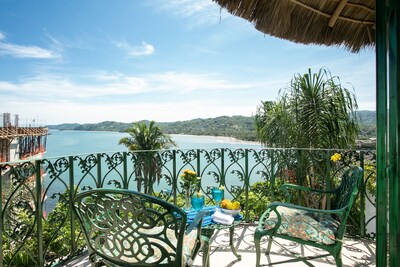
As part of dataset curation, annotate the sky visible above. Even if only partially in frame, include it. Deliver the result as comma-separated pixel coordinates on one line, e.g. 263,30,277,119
0,0,375,125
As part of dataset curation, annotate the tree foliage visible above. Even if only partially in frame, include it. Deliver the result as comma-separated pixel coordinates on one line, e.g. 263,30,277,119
119,121,176,151
118,121,176,194
255,68,359,149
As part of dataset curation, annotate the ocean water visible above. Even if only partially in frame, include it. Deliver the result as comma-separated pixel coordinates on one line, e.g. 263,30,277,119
45,130,262,158
42,130,262,212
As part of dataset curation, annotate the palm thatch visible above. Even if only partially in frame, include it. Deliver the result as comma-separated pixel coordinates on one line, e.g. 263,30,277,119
213,0,375,53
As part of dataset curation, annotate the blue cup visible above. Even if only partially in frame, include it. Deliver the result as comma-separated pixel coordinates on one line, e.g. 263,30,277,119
211,188,224,205
191,195,205,211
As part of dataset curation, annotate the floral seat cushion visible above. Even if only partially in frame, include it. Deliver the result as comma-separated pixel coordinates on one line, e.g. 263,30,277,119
263,206,339,245
92,225,198,266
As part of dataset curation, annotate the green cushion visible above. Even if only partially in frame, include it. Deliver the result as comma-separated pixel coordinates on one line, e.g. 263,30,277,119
263,206,338,245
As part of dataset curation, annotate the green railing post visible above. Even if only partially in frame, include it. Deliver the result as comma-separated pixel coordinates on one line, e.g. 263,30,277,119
325,150,331,210
376,0,388,265
96,153,102,188
359,151,366,238
172,150,177,205
123,152,128,189
196,149,201,192
147,153,154,196
296,149,303,186
270,149,275,202
35,160,44,267
244,149,249,222
68,156,76,255
221,148,225,189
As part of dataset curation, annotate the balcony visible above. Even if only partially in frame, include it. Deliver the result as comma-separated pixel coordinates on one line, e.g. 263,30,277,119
0,148,376,266
61,225,375,266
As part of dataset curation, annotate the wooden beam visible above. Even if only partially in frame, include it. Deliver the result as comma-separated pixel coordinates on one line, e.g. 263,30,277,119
329,0,348,27
290,0,374,25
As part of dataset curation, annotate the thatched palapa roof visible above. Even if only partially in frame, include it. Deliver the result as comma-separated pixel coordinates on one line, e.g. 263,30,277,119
213,0,375,53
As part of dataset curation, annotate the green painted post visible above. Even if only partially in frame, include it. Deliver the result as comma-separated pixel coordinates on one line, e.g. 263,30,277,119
359,151,366,238
244,149,249,222
325,150,331,210
376,0,388,265
173,150,177,205
388,0,400,265
221,148,225,188
96,153,102,188
68,156,76,255
270,149,275,202
296,149,303,186
196,149,201,193
35,160,44,266
147,153,154,196
123,152,128,189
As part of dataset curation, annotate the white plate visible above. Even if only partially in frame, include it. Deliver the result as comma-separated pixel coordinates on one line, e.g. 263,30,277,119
220,208,241,216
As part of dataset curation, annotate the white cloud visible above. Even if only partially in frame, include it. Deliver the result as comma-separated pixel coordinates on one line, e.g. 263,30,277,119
148,0,229,28
114,40,155,57
0,32,61,59
0,69,269,124
159,0,216,17
144,72,253,93
1,98,258,125
0,70,256,103
0,81,18,91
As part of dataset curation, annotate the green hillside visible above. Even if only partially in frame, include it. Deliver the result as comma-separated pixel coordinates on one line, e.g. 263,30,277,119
47,110,376,142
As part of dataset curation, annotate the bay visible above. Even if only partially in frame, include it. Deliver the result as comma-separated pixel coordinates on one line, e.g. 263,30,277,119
44,130,262,159
42,130,262,212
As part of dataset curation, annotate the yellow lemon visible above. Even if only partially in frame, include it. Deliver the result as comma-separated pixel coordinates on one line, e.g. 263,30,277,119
220,199,231,208
232,201,240,210
226,202,235,210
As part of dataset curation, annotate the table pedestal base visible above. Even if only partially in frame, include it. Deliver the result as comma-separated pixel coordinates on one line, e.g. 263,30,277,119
201,226,242,267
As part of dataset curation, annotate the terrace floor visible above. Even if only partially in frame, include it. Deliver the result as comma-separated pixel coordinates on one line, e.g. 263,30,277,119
61,224,375,267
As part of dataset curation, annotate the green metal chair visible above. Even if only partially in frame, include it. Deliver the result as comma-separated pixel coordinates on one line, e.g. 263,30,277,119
72,188,204,267
254,166,363,267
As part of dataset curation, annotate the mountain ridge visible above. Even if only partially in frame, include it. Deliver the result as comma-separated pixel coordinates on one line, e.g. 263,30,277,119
47,111,376,142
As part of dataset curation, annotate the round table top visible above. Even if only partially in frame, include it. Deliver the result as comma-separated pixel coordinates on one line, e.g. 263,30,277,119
184,205,243,230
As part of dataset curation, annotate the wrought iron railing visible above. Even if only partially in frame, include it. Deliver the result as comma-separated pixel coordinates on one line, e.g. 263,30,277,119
0,148,376,266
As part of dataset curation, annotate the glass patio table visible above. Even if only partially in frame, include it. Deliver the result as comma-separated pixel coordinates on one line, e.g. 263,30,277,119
184,206,242,267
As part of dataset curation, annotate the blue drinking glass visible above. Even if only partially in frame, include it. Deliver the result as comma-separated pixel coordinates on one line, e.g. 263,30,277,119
211,187,224,208
191,195,205,211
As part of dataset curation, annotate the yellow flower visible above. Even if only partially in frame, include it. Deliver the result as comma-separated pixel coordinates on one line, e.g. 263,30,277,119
197,191,203,197
330,153,342,162
219,185,225,190
180,169,201,192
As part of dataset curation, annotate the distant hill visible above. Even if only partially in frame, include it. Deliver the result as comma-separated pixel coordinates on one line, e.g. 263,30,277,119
47,116,257,141
47,111,376,142
355,110,376,140
47,123,81,130
356,110,375,125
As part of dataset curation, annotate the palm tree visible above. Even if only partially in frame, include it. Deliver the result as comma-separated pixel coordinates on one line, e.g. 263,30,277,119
256,68,359,149
119,121,176,194
255,68,359,188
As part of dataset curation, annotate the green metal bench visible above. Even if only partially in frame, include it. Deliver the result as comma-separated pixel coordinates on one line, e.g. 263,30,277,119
254,166,363,267
72,189,205,267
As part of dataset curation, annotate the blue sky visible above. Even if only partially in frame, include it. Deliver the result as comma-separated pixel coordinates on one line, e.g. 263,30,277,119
0,0,375,125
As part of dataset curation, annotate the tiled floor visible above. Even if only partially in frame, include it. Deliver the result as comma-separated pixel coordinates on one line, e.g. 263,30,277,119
61,224,376,267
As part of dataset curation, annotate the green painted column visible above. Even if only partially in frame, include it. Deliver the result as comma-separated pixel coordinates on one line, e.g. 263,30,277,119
376,0,400,266
388,0,400,266
376,1,388,266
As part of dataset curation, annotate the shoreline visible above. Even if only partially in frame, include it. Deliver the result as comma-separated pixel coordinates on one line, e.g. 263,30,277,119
171,133,260,145
49,129,259,145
